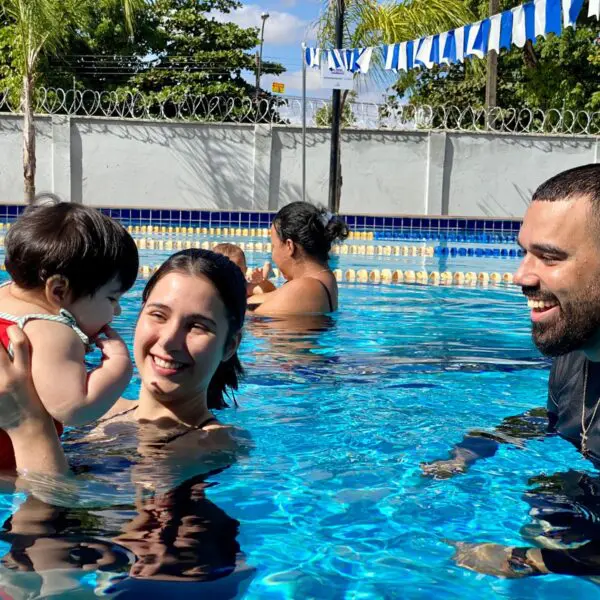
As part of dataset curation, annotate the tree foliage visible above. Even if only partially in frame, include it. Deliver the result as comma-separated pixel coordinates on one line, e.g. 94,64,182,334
0,0,140,202
393,0,600,111
0,0,284,102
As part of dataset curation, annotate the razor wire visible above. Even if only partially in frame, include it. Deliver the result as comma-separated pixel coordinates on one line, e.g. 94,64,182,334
0,87,598,135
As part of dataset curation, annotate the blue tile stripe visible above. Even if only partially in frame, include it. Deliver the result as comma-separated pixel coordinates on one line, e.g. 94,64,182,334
0,205,522,237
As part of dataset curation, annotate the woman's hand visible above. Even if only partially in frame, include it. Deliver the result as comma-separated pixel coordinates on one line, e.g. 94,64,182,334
0,326,69,475
0,326,49,431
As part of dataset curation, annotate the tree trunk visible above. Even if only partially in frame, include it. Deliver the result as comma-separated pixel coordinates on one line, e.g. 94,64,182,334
22,74,36,205
523,40,538,69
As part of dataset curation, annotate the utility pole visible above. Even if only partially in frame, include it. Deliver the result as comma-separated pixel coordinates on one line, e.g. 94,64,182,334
328,0,344,213
255,12,270,102
485,0,500,109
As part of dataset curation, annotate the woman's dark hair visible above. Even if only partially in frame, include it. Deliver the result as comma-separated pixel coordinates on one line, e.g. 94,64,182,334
272,202,349,263
142,249,247,410
5,202,139,299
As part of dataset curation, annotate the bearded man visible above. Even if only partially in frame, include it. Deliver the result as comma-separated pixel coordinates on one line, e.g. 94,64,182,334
423,163,600,578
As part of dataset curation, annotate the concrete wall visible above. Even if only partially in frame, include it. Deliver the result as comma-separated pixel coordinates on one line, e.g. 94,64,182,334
0,114,597,217
0,116,54,204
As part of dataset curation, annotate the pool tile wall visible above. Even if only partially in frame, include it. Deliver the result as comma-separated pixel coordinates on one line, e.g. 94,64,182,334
0,205,522,235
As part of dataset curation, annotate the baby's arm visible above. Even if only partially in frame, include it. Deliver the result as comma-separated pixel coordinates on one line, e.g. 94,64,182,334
248,280,277,296
27,321,132,426
247,261,276,296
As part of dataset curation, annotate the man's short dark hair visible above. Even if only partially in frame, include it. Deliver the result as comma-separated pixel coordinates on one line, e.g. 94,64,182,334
533,164,600,205
5,203,139,299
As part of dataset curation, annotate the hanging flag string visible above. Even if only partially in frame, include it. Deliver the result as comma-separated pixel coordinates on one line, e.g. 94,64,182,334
304,0,593,74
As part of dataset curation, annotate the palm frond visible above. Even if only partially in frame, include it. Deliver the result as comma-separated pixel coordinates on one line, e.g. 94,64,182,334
314,0,478,98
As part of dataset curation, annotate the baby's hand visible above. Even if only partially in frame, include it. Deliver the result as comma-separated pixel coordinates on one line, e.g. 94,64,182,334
249,267,266,284
95,326,132,376
262,261,274,280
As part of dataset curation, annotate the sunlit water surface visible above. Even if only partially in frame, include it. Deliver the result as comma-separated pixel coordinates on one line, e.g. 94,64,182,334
0,273,596,599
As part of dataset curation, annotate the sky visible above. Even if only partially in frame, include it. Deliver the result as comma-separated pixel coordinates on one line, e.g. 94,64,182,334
212,0,390,103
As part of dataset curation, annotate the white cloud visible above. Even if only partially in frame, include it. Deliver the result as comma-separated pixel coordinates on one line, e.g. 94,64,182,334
210,4,312,45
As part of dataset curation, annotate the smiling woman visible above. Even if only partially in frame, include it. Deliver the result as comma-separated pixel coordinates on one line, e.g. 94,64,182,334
2,249,249,479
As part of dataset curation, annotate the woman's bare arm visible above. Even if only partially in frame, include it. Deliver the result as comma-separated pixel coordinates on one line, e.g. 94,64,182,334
1,327,69,475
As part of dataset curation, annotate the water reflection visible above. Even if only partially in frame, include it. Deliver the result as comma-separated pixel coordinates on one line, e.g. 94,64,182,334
246,314,337,384
0,472,253,598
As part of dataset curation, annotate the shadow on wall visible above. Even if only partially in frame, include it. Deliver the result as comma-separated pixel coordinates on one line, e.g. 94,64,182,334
269,128,329,210
72,120,304,211
270,128,427,213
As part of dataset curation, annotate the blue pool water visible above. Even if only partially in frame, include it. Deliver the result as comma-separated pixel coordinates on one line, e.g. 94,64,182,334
0,273,598,598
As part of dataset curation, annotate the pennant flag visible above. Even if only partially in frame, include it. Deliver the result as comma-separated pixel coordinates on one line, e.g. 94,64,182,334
304,47,320,69
562,0,585,26
326,49,347,71
488,13,503,52
383,44,399,70
347,47,373,73
500,10,514,49
438,31,451,64
590,0,600,18
466,20,488,58
544,0,563,34
415,36,435,68
454,26,466,62
512,5,527,47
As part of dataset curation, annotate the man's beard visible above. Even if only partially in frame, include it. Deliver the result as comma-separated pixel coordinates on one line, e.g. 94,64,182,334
531,288,600,357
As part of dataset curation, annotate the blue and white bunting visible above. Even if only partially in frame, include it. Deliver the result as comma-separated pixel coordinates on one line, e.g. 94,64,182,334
325,48,373,74
488,13,503,52
562,0,585,26
590,0,600,18
304,47,320,69
347,47,374,73
303,0,585,78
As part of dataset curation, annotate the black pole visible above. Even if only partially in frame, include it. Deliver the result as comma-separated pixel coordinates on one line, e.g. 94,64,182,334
328,0,344,213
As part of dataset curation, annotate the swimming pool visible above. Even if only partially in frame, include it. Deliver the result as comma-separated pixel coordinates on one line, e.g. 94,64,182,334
0,256,597,598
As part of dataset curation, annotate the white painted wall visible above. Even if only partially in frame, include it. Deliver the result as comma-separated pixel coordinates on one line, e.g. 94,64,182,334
0,116,53,204
72,119,256,210
0,114,597,217
444,133,598,217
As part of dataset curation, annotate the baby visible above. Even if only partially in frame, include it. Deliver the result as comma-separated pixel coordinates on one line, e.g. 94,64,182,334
212,243,275,296
0,202,139,470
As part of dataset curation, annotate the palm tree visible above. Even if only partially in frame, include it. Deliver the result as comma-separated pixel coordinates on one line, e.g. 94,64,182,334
317,0,476,210
0,0,143,204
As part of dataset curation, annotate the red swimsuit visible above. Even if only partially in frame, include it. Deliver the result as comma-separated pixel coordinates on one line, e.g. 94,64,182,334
0,316,69,471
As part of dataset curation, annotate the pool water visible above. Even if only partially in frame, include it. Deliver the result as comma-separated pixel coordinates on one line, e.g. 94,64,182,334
0,275,598,598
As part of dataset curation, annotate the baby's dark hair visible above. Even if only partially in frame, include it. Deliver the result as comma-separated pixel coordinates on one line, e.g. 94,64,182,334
142,249,247,410
4,203,139,299
272,202,349,263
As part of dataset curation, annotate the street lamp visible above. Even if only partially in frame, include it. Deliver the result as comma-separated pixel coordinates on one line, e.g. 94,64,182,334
255,12,270,101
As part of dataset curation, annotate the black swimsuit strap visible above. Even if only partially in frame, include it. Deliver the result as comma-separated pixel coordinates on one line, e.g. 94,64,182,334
316,279,334,312
161,417,219,445
97,404,138,424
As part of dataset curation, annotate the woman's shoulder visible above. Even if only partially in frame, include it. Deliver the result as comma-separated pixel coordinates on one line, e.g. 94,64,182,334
100,399,138,421
254,277,332,315
168,423,252,455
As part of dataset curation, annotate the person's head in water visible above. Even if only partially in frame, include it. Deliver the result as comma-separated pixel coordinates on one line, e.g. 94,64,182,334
270,202,349,279
136,249,247,410
212,243,247,275
514,163,600,356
